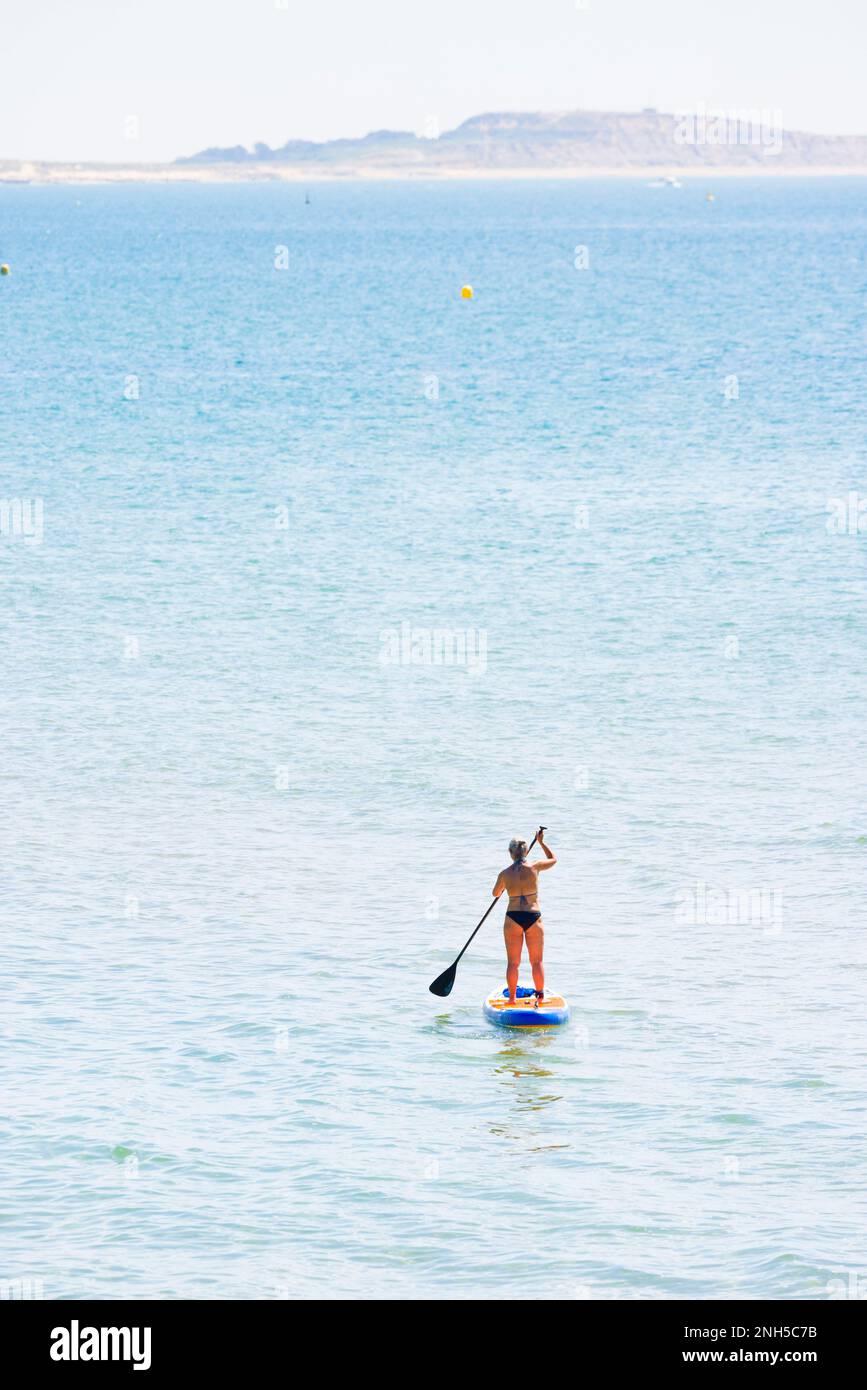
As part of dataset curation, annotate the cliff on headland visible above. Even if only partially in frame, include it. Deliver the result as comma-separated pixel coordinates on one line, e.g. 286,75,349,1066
174,108,867,174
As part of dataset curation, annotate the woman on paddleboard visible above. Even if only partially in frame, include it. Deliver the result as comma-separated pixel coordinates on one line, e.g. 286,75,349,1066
492,829,556,1007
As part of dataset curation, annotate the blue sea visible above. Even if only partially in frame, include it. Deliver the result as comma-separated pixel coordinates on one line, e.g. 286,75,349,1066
1,177,866,1300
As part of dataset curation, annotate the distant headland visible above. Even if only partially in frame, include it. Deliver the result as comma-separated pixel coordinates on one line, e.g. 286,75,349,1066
6,108,867,183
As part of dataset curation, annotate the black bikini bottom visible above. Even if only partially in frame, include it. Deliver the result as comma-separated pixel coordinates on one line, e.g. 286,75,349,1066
506,910,541,931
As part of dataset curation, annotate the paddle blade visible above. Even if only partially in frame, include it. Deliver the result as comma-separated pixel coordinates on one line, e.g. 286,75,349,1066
429,962,457,997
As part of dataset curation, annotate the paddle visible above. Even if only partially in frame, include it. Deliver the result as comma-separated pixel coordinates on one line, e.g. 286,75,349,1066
428,827,545,997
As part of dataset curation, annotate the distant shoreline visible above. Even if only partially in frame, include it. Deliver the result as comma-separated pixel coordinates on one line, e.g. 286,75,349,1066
4,163,867,186
10,106,867,184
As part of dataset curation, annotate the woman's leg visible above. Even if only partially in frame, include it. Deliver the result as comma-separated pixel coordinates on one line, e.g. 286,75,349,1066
525,921,545,997
503,919,524,1003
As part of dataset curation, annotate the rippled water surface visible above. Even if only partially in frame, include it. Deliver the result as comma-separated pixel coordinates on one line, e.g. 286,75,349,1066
1,178,866,1299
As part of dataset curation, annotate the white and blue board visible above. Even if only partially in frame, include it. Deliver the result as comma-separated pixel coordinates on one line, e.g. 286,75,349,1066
483,986,570,1028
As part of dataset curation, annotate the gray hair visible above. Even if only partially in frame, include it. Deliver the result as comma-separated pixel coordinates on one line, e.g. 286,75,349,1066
508,838,528,862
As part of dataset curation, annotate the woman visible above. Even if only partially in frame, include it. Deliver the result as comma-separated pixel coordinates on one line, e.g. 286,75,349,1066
492,829,556,1006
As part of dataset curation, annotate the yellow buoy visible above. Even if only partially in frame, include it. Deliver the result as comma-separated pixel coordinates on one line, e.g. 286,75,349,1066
0,264,9,275
460,284,473,299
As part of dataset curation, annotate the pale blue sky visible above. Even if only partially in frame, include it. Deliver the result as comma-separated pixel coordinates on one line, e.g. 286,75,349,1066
4,0,867,162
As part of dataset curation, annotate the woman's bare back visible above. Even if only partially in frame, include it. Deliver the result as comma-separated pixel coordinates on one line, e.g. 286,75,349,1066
501,861,540,907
